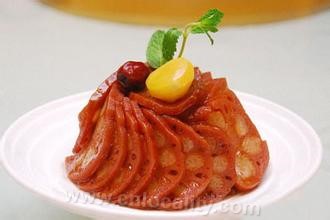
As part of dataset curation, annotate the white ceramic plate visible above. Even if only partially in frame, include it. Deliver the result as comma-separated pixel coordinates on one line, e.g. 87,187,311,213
0,91,322,220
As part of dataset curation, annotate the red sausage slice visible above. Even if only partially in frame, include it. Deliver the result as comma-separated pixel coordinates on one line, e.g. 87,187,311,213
95,97,143,199
159,117,212,210
73,73,116,153
192,124,236,204
78,91,127,192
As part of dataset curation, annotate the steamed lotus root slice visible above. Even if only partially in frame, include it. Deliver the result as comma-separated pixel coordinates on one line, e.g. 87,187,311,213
186,79,235,131
73,73,117,153
65,84,118,183
115,100,158,205
211,90,269,191
159,117,212,210
129,69,212,116
78,95,128,192
94,97,143,199
192,124,236,204
234,117,269,191
206,78,228,102
134,109,185,208
207,110,268,191
190,80,269,191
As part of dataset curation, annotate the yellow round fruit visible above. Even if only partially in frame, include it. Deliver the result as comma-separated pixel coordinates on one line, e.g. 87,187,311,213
146,57,194,102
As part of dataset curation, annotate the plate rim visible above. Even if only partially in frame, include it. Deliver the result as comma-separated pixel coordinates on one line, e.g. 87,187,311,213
0,90,323,218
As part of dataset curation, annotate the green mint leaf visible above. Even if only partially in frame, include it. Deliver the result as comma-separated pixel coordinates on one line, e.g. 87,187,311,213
207,26,218,33
189,9,223,45
190,9,223,34
190,26,204,34
146,30,166,68
162,28,182,61
146,9,224,64
146,28,182,68
190,26,218,34
199,8,223,29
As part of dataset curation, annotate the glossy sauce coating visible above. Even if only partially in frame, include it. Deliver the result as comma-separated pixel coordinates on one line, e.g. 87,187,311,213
78,92,127,191
189,78,269,191
130,68,211,116
159,117,213,210
114,100,158,205
95,98,143,200
127,109,185,209
73,73,116,153
65,83,119,183
65,67,269,210
192,124,236,204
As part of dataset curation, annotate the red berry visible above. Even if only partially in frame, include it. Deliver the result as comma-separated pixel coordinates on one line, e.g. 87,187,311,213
116,61,151,91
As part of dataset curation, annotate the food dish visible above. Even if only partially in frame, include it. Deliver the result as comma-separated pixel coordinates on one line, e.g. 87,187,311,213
0,89,322,219
65,67,269,210
0,8,322,219
64,9,269,210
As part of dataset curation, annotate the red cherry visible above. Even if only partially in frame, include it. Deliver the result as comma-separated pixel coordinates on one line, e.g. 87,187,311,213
116,61,151,91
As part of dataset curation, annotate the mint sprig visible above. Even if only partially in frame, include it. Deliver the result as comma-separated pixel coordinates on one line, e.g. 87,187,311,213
163,28,182,61
146,9,223,68
146,30,166,69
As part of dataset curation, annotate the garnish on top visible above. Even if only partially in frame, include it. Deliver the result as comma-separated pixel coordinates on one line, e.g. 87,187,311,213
116,9,223,102
145,9,223,102
146,8,224,68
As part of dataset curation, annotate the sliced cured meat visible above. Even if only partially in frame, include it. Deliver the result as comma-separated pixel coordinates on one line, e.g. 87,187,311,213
73,73,116,153
78,92,127,191
159,117,212,210
115,100,158,205
129,68,212,116
192,124,236,204
94,97,143,199
65,83,118,183
189,79,269,191
133,109,185,208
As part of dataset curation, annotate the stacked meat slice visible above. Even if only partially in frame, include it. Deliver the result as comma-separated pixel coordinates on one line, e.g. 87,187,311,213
65,68,269,210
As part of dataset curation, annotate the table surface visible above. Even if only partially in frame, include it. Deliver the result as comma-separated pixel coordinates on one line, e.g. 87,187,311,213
1,1,330,219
